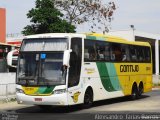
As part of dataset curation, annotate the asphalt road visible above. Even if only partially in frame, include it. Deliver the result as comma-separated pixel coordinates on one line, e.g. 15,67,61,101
0,90,160,120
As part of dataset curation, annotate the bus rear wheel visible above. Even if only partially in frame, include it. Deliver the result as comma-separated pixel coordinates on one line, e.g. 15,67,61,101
83,88,93,108
138,83,143,97
130,84,138,100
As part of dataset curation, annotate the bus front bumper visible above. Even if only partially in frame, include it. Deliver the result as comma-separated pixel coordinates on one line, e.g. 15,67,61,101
16,93,68,106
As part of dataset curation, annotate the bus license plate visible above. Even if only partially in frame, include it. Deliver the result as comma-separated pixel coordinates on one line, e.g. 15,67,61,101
35,98,42,102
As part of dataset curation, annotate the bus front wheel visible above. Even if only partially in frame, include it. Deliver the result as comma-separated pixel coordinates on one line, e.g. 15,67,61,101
83,88,93,108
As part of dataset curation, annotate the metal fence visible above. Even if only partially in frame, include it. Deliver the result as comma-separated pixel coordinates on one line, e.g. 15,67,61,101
0,83,16,101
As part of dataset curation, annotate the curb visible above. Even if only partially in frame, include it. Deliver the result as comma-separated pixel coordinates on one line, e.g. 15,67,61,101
152,88,160,90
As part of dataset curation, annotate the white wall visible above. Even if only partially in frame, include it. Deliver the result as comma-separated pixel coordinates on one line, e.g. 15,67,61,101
108,30,135,41
0,73,16,84
0,73,16,98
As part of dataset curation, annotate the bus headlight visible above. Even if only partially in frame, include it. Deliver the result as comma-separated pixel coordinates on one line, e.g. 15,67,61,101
16,88,24,94
54,89,66,94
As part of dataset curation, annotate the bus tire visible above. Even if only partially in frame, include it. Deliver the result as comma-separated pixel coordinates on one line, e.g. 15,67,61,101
130,83,138,100
83,87,93,108
138,82,143,97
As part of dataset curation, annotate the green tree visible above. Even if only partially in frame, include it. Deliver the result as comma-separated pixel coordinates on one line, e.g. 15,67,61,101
22,0,76,35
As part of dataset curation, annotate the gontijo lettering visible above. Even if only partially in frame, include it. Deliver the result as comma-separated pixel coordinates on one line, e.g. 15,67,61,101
120,65,139,72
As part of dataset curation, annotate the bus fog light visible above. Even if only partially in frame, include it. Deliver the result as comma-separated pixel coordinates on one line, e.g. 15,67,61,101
54,89,66,94
17,100,23,104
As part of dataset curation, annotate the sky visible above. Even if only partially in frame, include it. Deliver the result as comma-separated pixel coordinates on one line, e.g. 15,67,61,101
0,0,160,35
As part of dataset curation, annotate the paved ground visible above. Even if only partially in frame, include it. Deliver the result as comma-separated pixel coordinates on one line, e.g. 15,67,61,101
0,90,160,120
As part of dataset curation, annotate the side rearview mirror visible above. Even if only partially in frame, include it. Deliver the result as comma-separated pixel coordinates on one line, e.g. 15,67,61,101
63,49,72,67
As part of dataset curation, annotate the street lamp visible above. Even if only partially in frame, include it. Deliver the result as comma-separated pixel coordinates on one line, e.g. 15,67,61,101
130,25,134,29
130,25,135,41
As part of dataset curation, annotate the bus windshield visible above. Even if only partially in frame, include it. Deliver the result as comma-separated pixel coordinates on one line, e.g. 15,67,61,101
17,52,66,86
17,38,68,86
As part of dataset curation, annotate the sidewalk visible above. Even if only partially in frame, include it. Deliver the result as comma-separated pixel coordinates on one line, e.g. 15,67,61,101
0,100,27,112
0,95,16,103
152,86,160,90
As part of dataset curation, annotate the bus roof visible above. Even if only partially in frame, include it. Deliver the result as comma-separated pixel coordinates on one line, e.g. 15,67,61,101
24,33,150,47
85,33,151,47
24,33,86,39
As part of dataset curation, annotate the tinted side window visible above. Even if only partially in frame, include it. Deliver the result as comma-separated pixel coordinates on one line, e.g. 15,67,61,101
84,40,111,62
110,43,122,62
94,41,111,61
136,46,145,62
84,40,151,63
84,40,96,61
121,44,130,62
103,42,111,61
129,45,151,63
144,47,151,63
129,45,138,62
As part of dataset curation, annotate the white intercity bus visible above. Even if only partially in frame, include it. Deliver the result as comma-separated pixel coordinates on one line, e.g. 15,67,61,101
0,43,18,72
7,48,19,69
16,33,152,108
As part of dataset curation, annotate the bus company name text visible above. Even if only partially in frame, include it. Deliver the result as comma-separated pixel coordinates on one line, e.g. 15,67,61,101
120,65,139,72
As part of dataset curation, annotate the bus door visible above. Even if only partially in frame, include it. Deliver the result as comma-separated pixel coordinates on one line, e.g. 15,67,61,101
67,38,83,105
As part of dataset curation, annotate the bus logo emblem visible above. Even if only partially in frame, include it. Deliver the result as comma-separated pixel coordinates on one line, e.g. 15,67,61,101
71,91,81,103
85,68,95,74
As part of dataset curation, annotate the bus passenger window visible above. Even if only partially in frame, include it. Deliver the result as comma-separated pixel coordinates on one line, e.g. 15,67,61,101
89,47,97,61
111,52,115,61
121,45,130,62
111,43,122,62
144,47,151,62
99,51,104,60
130,46,137,62
104,44,111,61
136,46,145,62
84,49,89,61
122,50,127,61
84,40,97,61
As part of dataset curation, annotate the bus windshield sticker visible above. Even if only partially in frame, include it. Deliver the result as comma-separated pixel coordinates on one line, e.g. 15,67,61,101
41,54,46,59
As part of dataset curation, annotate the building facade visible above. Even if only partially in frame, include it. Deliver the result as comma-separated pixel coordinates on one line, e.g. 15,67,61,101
0,8,6,43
